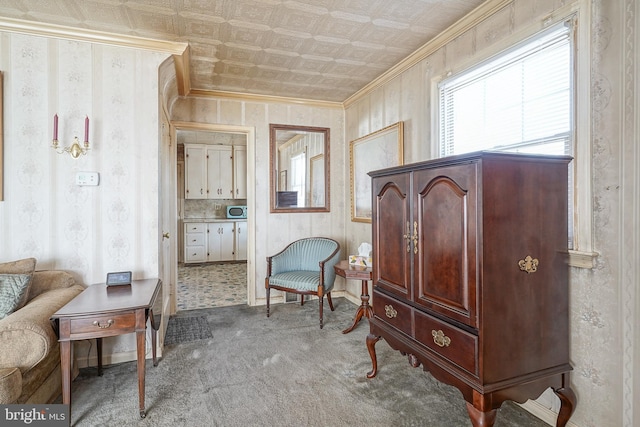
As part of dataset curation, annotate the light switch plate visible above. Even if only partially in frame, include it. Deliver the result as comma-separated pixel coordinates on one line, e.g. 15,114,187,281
76,171,100,186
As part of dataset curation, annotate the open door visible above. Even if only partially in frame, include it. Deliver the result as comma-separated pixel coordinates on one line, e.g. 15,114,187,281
156,120,178,355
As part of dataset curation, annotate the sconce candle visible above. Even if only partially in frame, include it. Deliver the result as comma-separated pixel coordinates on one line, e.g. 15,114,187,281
84,116,89,142
51,114,90,159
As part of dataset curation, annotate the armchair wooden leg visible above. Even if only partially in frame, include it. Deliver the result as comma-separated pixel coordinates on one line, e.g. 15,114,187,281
266,287,270,318
327,292,335,311
319,296,324,329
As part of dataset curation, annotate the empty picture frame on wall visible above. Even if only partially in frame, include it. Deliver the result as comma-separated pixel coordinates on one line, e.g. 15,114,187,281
0,71,3,201
349,122,404,223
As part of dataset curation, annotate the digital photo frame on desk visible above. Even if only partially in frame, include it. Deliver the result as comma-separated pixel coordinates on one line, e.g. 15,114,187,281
106,271,132,287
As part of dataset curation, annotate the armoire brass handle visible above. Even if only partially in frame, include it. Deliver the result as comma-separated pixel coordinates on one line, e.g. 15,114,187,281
432,330,451,347
384,305,398,319
518,255,539,273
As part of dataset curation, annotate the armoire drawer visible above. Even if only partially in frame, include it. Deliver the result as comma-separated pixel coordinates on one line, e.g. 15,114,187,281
414,310,478,376
373,290,412,336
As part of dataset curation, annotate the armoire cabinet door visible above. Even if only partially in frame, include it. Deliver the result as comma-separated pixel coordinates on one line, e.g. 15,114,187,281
372,172,412,300
413,163,478,328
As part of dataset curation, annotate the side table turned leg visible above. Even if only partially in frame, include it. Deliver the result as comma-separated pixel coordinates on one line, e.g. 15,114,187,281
342,279,373,334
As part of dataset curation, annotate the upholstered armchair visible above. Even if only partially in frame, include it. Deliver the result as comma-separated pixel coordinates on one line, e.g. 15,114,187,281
265,237,340,329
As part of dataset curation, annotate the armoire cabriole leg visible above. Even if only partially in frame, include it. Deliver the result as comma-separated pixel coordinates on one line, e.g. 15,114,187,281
465,402,497,427
554,385,577,427
366,334,381,378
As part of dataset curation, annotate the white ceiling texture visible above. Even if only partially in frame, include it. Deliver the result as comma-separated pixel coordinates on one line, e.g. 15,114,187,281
0,0,486,103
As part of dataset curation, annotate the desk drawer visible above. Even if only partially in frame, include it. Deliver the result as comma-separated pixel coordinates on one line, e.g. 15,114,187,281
69,312,136,337
414,310,478,376
373,290,412,336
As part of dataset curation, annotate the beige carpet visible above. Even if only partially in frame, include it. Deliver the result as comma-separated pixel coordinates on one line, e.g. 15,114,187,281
62,299,553,427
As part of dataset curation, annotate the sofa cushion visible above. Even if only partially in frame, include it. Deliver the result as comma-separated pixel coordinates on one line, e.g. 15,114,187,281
0,258,37,309
0,274,33,319
0,258,37,275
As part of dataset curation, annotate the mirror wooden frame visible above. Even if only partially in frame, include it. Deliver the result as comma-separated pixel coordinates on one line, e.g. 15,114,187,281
270,123,330,213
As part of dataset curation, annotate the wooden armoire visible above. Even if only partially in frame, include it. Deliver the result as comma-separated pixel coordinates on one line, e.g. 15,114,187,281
366,151,576,427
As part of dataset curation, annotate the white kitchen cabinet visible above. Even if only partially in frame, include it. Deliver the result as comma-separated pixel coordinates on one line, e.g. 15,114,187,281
235,221,247,260
185,144,234,200
184,222,206,263
207,222,235,262
184,220,246,264
184,145,206,199
207,146,233,199
233,145,247,199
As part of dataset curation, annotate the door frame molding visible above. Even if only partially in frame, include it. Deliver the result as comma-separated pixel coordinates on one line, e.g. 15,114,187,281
170,121,256,310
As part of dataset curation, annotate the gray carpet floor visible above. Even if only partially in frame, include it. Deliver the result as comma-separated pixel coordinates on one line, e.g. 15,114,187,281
65,299,552,427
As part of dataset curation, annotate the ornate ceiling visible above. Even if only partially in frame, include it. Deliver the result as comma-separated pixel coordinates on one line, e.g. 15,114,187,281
0,0,485,103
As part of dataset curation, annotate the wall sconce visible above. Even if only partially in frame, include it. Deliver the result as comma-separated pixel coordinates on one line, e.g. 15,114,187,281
51,114,90,159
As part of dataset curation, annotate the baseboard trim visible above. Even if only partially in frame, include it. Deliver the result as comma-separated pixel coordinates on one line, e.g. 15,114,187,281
520,400,580,427
75,345,162,369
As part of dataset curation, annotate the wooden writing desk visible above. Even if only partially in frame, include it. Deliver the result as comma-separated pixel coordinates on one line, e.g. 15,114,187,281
51,278,161,419
334,260,373,334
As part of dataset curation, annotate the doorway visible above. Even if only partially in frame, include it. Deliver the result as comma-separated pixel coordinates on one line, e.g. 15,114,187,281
168,121,256,314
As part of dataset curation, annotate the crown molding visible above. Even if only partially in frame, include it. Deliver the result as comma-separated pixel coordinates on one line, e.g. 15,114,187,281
187,89,344,109
172,47,191,97
343,0,513,108
0,16,187,55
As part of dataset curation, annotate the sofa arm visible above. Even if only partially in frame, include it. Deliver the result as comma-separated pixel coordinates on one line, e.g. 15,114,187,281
28,270,80,301
0,285,83,372
0,367,22,404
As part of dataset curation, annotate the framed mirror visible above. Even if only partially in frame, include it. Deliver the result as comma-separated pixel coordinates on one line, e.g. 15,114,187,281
270,124,330,212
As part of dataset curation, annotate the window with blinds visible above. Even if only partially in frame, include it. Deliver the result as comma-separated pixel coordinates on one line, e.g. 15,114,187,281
438,22,574,246
439,23,572,157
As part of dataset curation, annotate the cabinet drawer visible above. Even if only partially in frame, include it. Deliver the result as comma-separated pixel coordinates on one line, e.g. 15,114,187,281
185,223,206,233
414,310,478,376
185,233,205,246
373,290,412,336
69,312,136,338
185,246,205,262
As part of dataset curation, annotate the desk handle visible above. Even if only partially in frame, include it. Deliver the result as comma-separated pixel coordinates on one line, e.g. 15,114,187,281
93,319,114,329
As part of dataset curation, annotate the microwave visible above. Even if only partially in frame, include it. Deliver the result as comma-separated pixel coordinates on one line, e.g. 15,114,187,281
226,205,247,219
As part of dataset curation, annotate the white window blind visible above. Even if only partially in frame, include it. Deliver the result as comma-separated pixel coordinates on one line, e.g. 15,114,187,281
439,23,572,157
438,22,574,247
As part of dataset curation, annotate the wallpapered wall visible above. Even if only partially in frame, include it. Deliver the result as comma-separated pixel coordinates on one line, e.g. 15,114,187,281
344,0,639,426
167,96,347,302
0,33,170,355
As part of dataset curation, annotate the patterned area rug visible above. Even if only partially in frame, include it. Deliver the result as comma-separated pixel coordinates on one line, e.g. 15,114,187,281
164,315,213,346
